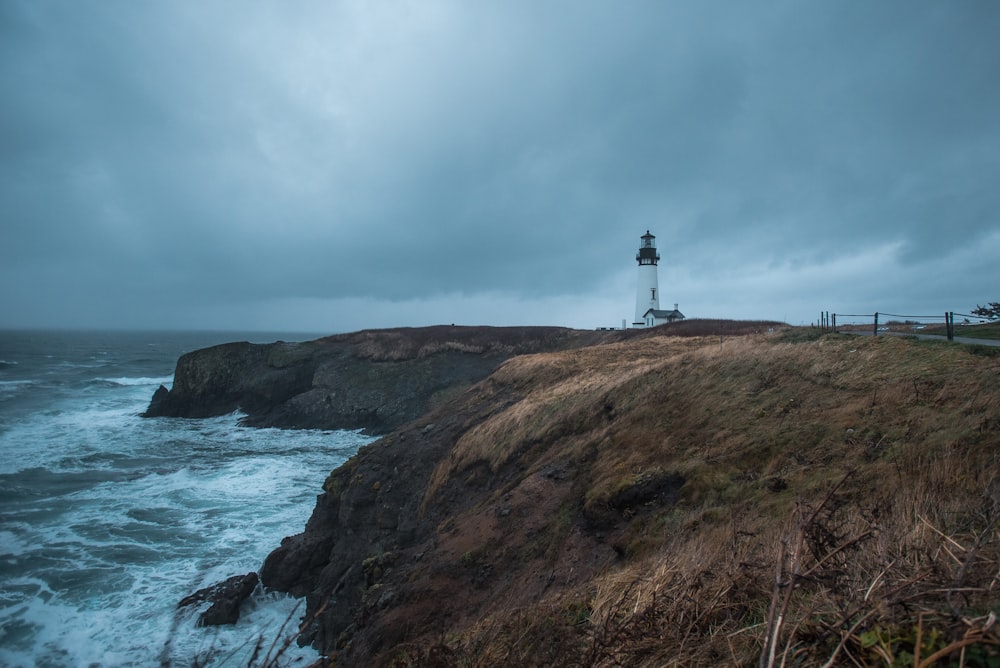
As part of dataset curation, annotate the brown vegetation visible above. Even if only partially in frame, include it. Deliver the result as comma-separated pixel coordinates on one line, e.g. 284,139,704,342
633,318,786,339
317,325,625,362
278,327,1000,667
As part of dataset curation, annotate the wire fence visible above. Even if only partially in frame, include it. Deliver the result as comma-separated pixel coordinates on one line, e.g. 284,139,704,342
816,311,989,341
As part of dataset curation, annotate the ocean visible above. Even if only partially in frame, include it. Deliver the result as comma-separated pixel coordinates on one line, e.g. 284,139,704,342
0,330,374,667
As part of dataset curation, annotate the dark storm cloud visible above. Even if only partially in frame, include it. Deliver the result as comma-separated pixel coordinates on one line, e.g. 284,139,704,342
2,1,998,330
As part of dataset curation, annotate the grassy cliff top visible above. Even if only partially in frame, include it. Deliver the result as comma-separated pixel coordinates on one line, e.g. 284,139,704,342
332,327,1000,666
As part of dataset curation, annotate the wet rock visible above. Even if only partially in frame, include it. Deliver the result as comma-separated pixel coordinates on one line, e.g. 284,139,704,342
143,385,170,416
178,572,259,626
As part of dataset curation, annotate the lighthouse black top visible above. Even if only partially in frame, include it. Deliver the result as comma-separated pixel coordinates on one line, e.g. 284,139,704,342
637,230,660,265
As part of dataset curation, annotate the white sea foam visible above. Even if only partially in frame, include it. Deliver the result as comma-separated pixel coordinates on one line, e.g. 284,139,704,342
0,531,32,558
1,424,366,666
0,339,374,666
0,552,320,667
93,375,174,387
0,379,33,392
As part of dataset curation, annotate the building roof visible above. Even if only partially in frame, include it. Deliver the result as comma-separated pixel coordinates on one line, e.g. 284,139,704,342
643,308,685,319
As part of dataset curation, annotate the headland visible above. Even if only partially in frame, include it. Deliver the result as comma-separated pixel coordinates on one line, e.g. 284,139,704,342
147,322,1000,666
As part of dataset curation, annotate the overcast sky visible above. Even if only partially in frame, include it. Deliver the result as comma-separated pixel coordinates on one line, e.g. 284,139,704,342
2,1,998,333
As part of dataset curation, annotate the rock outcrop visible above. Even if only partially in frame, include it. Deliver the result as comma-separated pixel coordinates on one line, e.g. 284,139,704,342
253,328,1000,666
177,572,259,626
258,333,712,663
157,321,1000,666
143,326,622,433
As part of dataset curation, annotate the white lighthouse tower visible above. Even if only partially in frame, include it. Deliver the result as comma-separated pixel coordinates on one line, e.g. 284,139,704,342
633,230,660,326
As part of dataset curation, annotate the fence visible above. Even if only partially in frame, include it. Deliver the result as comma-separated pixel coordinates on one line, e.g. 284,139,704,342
816,311,985,341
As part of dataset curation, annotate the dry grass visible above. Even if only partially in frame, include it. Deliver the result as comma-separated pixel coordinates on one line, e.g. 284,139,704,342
319,325,620,362
422,336,714,507
404,473,1000,666
638,318,788,338
389,329,1000,666
576,465,1000,667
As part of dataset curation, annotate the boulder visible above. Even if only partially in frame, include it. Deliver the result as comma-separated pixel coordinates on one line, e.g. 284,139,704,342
178,572,259,626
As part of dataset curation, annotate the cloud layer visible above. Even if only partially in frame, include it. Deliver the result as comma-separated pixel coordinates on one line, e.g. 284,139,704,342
2,1,998,331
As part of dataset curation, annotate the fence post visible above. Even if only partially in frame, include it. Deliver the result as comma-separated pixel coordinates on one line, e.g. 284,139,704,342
947,312,954,341
873,312,879,337
832,313,837,333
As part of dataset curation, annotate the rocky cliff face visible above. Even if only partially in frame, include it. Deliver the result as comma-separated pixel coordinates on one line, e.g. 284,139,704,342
258,333,709,662
156,323,1000,665
143,325,620,432
256,330,1000,666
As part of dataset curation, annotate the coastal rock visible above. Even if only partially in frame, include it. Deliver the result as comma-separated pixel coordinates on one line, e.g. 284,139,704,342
178,572,259,626
141,341,313,421
145,384,170,415
256,325,802,664
259,419,462,650
143,326,622,433
172,320,1000,667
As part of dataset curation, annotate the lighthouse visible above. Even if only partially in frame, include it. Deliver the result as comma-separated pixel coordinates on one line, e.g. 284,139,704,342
633,230,660,326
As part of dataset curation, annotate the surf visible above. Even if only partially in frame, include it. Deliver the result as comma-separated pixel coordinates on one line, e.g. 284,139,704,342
0,330,368,666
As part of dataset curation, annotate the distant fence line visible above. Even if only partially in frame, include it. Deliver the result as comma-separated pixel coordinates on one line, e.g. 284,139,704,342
817,311,985,342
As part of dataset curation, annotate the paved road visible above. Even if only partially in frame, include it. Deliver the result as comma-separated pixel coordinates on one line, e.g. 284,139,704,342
843,330,1000,347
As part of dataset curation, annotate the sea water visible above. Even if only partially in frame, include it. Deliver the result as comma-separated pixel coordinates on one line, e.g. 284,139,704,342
0,330,374,667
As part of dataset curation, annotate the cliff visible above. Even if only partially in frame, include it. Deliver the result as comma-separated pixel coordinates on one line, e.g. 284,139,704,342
257,328,1000,666
142,325,623,432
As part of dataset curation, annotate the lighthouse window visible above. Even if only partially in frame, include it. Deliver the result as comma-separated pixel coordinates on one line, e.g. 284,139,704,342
651,288,657,300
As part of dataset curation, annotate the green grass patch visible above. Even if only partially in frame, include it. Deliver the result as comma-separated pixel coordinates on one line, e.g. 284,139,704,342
911,336,1000,357
966,344,1000,358
919,321,1000,340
